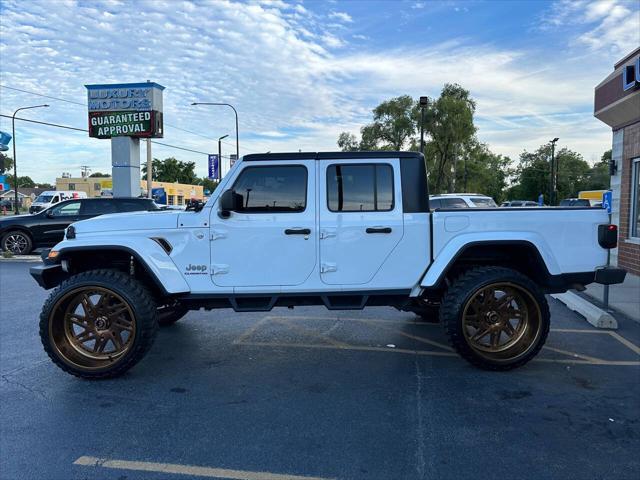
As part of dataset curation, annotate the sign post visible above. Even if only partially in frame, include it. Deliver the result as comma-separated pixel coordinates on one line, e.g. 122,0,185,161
85,82,164,197
602,190,613,309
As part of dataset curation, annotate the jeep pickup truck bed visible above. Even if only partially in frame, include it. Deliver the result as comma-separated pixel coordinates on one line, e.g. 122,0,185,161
30,151,625,378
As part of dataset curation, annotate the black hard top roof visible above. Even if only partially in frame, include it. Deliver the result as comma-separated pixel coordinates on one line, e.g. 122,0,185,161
243,151,423,161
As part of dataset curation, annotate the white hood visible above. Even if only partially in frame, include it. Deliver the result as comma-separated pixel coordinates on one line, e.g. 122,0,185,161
72,210,180,234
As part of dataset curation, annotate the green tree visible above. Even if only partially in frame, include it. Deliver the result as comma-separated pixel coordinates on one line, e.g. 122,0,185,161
458,140,511,203
419,84,477,193
5,174,35,188
583,150,611,191
197,177,220,195
89,172,110,177
142,157,198,184
508,145,591,204
0,152,13,175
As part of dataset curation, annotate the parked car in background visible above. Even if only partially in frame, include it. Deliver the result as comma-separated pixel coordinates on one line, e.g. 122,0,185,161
29,190,88,214
429,193,497,209
501,200,540,207
0,197,159,254
560,198,592,207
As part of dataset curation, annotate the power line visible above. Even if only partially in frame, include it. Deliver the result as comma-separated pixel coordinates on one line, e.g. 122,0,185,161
0,114,210,155
0,83,266,153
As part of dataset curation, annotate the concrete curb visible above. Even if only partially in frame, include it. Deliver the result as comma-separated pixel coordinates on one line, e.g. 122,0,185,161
0,256,42,263
551,292,618,329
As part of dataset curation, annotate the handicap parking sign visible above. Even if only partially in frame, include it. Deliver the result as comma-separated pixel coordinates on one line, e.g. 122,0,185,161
602,191,612,214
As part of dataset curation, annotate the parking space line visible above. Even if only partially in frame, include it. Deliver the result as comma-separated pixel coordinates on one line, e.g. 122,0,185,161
236,340,640,366
608,331,640,356
73,456,334,480
551,328,608,334
542,346,605,363
353,318,454,352
238,340,458,357
233,317,273,345
272,317,350,347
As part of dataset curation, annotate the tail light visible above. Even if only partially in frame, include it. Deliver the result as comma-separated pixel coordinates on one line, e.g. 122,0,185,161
598,224,617,249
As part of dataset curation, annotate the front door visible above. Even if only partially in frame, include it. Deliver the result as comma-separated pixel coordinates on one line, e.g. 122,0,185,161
33,199,83,245
318,159,404,285
210,161,316,287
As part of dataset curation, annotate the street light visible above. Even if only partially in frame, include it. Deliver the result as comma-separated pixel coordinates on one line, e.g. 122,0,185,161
419,96,428,157
218,134,229,179
12,104,49,214
191,102,239,160
549,137,559,206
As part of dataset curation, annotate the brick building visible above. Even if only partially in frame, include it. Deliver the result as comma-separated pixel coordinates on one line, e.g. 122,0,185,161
594,48,640,276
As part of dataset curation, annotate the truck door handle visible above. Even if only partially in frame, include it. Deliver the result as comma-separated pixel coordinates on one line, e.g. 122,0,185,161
366,227,392,234
285,228,311,235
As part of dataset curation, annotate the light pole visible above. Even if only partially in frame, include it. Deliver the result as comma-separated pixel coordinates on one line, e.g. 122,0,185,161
419,96,428,157
12,104,49,214
192,102,239,160
218,134,229,179
549,137,559,206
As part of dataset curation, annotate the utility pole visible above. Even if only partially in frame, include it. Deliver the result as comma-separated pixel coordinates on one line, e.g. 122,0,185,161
549,137,559,205
11,104,49,214
146,138,152,198
80,165,91,178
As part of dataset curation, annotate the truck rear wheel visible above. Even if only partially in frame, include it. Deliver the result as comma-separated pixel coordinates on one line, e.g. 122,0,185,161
39,269,158,379
440,266,549,370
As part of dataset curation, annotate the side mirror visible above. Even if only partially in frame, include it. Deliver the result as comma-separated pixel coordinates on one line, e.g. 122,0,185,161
218,190,243,218
46,210,55,218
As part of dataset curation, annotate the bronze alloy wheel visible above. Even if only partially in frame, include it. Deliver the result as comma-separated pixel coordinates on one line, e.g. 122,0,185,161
48,286,136,370
461,282,542,362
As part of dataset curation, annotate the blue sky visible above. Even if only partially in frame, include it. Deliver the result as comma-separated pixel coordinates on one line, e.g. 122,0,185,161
0,0,638,183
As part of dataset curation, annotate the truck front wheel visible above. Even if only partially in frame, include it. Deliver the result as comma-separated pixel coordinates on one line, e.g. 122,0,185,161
440,266,550,370
39,269,159,379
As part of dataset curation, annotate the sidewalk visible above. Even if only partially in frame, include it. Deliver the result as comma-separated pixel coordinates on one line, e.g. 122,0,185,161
583,272,640,322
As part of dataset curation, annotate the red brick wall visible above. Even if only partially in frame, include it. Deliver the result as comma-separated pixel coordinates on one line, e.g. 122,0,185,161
619,122,640,275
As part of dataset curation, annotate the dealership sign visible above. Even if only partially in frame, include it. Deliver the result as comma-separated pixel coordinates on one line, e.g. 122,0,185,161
85,82,165,138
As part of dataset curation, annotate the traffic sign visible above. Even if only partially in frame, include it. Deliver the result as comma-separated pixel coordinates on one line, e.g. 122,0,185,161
602,190,612,214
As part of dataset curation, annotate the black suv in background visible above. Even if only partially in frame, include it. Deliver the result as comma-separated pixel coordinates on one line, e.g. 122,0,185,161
0,197,159,254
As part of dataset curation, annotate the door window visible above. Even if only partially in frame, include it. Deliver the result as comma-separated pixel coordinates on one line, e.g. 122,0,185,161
50,201,81,216
80,200,118,215
52,195,59,204
327,164,394,212
232,165,307,213
429,198,442,209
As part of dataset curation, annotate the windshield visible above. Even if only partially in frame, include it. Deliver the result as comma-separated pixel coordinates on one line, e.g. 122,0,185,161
35,195,54,203
471,197,497,207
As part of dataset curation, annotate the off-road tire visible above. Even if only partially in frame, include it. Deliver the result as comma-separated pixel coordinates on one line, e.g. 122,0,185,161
157,302,190,326
39,269,159,379
1,230,33,255
440,266,550,371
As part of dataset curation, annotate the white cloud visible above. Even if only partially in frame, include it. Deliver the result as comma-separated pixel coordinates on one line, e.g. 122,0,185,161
0,0,628,183
539,0,639,55
328,11,353,23
412,2,425,9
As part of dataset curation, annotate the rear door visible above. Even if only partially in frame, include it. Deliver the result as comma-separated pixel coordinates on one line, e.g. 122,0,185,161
318,159,403,285
210,161,316,287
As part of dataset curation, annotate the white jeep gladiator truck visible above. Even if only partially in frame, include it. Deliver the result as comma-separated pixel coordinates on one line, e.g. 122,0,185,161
30,151,626,378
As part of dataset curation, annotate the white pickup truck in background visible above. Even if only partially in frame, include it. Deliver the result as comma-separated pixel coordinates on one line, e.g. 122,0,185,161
30,151,626,379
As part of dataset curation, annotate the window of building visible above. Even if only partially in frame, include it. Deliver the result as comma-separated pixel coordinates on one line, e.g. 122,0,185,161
68,184,75,190
632,158,640,238
177,195,184,205
232,165,307,213
94,183,101,191
327,164,394,212
168,196,175,205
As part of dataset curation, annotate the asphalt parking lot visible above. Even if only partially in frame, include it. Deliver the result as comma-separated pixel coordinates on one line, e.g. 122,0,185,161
1,259,639,480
